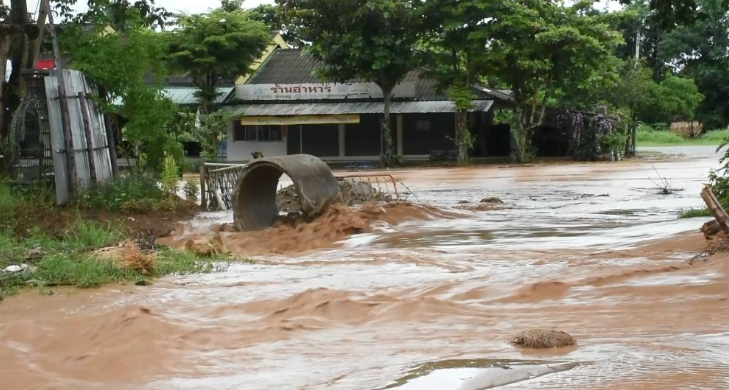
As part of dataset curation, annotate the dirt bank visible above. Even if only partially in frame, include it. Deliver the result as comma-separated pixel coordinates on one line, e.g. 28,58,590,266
5,201,198,240
158,202,456,256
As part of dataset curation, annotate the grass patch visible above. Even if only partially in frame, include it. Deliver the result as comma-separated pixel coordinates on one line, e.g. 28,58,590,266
637,125,729,147
679,208,712,218
0,175,223,298
0,223,230,296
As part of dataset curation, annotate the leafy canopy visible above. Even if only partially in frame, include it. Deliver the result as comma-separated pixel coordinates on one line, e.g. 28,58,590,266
64,18,179,171
166,8,270,112
279,0,420,93
56,0,175,31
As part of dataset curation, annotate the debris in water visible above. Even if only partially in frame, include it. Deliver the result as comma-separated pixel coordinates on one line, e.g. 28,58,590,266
509,329,576,349
184,232,229,257
480,197,504,204
276,181,393,213
702,220,721,239
91,241,157,274
457,203,503,212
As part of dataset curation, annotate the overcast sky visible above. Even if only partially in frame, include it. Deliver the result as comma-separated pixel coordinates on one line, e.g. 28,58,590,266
25,0,620,17
24,0,274,15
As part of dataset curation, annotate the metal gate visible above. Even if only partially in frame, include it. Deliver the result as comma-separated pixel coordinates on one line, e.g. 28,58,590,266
7,71,54,183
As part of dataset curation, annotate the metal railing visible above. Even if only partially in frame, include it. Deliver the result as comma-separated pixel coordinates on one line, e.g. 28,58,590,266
336,173,402,205
200,163,247,210
200,163,406,211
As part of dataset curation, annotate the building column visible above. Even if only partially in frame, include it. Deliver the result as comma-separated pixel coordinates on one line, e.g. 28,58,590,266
396,114,404,156
338,124,345,157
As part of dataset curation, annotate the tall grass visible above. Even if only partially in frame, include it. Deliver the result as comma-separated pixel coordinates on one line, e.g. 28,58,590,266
637,124,729,146
636,126,686,145
679,208,712,218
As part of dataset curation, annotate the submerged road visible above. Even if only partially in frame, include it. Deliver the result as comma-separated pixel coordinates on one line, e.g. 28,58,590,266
1,145,727,390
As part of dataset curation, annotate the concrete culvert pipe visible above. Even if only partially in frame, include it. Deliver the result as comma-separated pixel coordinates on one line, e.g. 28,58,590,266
233,154,341,232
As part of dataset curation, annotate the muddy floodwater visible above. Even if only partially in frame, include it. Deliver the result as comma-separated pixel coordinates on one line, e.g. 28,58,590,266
2,146,729,390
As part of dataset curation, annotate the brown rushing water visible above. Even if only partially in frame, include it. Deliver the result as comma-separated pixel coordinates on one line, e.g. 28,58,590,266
2,146,729,390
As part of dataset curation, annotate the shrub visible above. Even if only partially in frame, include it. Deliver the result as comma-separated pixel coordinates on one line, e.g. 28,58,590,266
78,175,165,212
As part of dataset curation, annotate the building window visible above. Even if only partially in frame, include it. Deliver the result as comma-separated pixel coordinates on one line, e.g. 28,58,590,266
233,123,283,142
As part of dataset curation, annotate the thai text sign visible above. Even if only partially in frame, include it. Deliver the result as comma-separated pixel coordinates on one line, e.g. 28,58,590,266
236,82,415,101
240,115,360,126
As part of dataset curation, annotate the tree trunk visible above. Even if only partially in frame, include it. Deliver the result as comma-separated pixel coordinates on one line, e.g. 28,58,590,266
456,109,468,165
381,89,394,166
514,105,528,163
3,0,31,146
0,34,12,138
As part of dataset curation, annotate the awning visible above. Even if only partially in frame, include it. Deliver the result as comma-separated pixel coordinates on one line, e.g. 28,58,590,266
240,114,360,125
221,100,494,117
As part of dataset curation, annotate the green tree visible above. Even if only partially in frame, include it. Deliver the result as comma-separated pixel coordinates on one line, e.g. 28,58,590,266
278,0,421,165
57,0,175,31
65,21,179,172
166,8,270,114
472,0,621,162
418,0,489,164
609,1,667,79
618,0,729,29
249,4,302,47
659,0,729,130
178,111,233,162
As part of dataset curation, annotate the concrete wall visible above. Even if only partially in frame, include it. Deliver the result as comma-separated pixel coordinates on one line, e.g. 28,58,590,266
226,122,286,161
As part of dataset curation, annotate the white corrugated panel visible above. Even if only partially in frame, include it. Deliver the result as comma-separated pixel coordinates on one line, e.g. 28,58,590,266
221,100,494,117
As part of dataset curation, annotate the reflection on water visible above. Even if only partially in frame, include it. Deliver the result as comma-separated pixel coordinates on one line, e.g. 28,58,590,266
1,147,728,390
382,359,578,390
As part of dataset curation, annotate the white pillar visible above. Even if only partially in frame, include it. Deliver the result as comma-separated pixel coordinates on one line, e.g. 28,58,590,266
338,124,345,157
396,114,404,156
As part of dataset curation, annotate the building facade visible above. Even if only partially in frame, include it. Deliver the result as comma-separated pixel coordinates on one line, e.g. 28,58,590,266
222,49,515,162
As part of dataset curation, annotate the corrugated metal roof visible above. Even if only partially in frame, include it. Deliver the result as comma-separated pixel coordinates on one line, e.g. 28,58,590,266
111,87,233,106
220,100,493,116
245,49,455,100
242,49,513,102
165,87,233,105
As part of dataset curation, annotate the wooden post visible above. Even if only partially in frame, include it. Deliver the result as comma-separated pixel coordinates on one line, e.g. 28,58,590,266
78,92,97,183
48,10,78,198
700,186,729,233
199,164,207,209
99,88,119,178
31,0,50,66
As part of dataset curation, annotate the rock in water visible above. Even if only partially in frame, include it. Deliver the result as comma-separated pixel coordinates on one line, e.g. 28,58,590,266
509,329,576,349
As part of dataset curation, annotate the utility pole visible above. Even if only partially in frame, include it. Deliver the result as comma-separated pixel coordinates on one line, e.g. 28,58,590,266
48,8,78,199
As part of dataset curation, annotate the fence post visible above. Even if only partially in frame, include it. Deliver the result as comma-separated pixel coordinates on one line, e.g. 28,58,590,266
199,163,207,210
78,92,97,183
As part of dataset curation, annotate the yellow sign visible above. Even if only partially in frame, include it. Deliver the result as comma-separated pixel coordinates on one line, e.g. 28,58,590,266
240,114,360,126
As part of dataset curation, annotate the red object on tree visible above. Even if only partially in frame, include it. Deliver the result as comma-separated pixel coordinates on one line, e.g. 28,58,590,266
35,59,56,70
